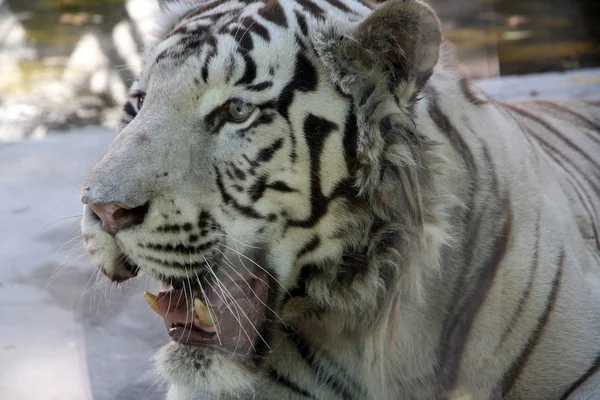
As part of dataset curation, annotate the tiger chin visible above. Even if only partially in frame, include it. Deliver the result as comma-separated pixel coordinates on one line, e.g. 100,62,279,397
81,0,600,398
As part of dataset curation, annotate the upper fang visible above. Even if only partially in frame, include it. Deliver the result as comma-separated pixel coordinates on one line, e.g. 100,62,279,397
194,298,214,327
143,292,164,318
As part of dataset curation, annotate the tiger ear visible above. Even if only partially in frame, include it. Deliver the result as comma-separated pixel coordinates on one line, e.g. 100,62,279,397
351,0,441,90
313,0,441,98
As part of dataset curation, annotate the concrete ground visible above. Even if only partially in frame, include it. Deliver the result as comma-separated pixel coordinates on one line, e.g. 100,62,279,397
0,69,598,400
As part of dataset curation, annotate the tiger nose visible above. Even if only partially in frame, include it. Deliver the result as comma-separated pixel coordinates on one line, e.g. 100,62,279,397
82,198,149,236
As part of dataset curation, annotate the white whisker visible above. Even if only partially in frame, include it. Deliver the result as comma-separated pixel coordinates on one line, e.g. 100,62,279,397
205,273,255,353
212,229,261,249
198,253,224,346
34,214,83,239
193,269,224,347
208,276,246,355
220,243,292,299
212,277,244,354
210,266,269,350
215,248,286,326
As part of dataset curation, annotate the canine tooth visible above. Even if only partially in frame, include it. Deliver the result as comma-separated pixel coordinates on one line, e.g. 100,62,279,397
143,292,164,317
194,298,214,326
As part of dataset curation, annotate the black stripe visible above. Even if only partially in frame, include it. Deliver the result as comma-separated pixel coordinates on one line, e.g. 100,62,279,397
287,263,321,299
140,240,219,254
507,106,600,197
295,9,308,35
237,112,277,137
289,119,297,163
205,103,226,132
428,94,477,176
559,351,600,400
248,175,267,201
140,255,205,269
189,12,229,24
249,178,298,202
501,250,564,397
246,81,273,91
241,17,270,41
548,146,600,249
198,210,213,230
434,105,489,388
231,26,254,52
342,107,359,177
229,162,246,180
282,325,365,400
499,211,541,345
537,101,600,145
155,49,170,65
276,52,318,120
267,180,297,193
259,0,288,27
297,236,320,258
215,167,266,219
327,177,356,203
236,55,257,85
296,0,325,18
183,0,230,19
255,138,284,163
153,223,193,233
354,0,375,9
440,203,512,392
201,36,218,83
507,104,600,172
324,0,352,13
267,368,317,399
459,76,488,105
167,24,188,37
288,114,338,228
242,155,257,175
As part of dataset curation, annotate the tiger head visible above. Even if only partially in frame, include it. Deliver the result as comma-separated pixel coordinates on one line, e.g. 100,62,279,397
81,0,443,395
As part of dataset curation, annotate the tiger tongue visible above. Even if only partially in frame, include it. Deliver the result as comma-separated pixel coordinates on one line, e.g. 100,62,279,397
141,269,270,365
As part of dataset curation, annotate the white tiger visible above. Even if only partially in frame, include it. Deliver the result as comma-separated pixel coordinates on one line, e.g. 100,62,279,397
80,0,600,398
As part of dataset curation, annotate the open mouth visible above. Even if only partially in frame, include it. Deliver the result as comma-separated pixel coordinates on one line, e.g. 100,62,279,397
143,265,271,367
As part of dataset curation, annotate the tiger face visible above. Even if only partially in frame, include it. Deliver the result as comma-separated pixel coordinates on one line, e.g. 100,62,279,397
81,0,441,396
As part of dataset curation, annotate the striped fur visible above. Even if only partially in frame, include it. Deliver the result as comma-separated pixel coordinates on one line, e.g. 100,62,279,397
80,0,600,399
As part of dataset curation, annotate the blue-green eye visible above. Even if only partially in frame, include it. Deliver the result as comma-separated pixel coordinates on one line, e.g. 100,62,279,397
226,99,256,123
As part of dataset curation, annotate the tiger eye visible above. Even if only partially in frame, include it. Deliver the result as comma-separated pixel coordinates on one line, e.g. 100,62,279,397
226,99,255,123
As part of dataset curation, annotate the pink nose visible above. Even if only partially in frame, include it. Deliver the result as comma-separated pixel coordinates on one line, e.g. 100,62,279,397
83,199,149,235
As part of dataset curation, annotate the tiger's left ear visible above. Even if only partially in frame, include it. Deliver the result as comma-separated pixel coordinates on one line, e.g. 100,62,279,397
313,0,441,98
354,0,441,90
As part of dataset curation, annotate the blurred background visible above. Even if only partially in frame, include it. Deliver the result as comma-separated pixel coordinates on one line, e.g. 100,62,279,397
0,1,598,399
